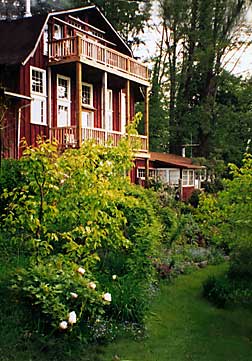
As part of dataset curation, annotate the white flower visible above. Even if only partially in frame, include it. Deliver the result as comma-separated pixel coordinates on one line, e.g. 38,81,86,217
77,267,85,275
70,292,78,299
112,275,117,280
88,282,96,290
59,321,68,330
103,292,112,302
68,311,77,325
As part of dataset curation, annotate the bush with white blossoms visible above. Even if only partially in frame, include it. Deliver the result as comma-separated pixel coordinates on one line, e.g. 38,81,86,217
13,255,110,332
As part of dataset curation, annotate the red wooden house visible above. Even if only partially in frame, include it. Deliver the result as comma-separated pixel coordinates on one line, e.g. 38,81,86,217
0,5,150,179
135,152,206,200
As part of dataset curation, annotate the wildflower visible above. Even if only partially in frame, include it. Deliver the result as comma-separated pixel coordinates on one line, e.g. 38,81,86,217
88,281,96,290
77,267,85,275
112,275,117,280
59,321,68,330
70,292,78,299
103,292,112,302
68,311,77,325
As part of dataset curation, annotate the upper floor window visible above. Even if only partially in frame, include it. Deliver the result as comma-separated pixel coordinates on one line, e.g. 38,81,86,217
30,67,47,125
54,24,63,40
82,83,93,108
43,24,48,56
31,67,46,95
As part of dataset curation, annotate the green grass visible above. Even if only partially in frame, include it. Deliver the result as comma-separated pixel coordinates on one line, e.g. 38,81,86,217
99,264,252,361
1,257,252,361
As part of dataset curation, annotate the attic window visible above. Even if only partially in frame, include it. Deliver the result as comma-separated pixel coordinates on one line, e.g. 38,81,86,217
54,24,63,40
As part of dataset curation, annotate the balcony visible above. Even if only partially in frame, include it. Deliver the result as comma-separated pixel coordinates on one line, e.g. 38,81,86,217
50,126,148,153
49,36,150,86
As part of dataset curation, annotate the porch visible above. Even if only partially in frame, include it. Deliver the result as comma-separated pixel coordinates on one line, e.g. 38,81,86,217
50,126,148,153
49,35,149,86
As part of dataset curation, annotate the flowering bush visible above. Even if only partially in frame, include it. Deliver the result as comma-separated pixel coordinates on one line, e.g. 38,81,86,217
2,134,161,339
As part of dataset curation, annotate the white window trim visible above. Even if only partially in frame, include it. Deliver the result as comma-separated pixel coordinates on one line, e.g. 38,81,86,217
30,66,47,125
57,74,71,127
137,168,146,180
30,66,46,96
82,82,93,109
182,169,195,186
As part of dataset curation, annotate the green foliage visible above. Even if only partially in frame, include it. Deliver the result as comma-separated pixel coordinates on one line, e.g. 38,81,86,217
228,244,252,282
196,153,252,249
203,275,232,308
1,135,161,338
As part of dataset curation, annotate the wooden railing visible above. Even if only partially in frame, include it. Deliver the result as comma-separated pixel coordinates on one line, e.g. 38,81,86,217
51,126,148,152
49,36,149,82
51,126,78,147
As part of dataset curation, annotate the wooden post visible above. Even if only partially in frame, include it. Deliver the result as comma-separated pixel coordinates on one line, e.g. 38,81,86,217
76,62,82,147
126,79,130,125
144,86,149,151
102,71,108,130
144,86,150,187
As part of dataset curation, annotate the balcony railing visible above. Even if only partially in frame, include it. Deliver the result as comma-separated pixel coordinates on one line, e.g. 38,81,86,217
50,126,148,152
49,36,149,82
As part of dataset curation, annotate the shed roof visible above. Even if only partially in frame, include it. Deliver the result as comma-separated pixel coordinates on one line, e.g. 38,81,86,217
150,152,204,169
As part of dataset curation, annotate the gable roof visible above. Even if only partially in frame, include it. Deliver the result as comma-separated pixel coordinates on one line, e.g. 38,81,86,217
150,152,204,169
0,6,132,66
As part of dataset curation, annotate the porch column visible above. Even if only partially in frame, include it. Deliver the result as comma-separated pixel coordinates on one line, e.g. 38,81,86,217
47,67,52,141
126,79,131,125
76,62,82,147
144,86,150,187
144,86,149,151
102,71,108,130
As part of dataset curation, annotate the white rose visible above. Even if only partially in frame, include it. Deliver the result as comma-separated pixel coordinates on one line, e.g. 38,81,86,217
88,282,96,290
70,292,78,299
112,275,117,280
77,267,85,275
68,311,77,325
59,321,68,330
103,292,112,302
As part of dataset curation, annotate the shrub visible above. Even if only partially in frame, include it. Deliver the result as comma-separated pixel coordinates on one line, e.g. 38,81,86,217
1,137,161,339
228,243,252,281
202,275,232,308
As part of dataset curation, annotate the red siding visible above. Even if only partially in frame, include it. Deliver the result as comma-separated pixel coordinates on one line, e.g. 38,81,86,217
182,186,195,201
18,39,48,151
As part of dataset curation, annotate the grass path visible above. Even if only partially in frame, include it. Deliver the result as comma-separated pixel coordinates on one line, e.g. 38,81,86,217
99,264,252,361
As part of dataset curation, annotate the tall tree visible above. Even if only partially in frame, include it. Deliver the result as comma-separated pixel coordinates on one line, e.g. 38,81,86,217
154,0,251,157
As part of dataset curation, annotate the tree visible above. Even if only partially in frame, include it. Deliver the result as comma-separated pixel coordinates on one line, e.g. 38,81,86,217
153,0,251,157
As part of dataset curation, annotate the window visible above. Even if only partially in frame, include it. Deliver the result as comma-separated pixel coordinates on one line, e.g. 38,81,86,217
30,67,47,125
54,24,63,40
137,168,146,179
149,169,156,179
57,75,71,127
82,111,94,129
43,24,48,55
106,89,113,131
182,170,194,186
82,83,93,107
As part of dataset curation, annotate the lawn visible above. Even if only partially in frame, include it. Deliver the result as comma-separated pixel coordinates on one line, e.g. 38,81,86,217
99,264,252,361
0,261,252,361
